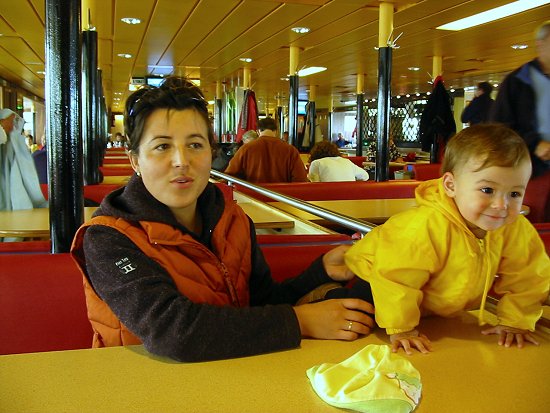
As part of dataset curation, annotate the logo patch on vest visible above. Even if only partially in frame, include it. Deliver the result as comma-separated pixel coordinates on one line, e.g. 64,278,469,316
115,257,136,274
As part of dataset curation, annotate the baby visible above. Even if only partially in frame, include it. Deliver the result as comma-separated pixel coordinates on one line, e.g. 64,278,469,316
345,124,550,354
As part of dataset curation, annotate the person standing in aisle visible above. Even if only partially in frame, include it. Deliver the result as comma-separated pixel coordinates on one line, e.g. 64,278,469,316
461,81,494,126
491,20,550,220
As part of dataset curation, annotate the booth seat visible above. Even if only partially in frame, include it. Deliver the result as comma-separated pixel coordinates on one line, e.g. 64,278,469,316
0,240,342,354
0,253,93,355
406,163,442,181
523,174,550,223
0,240,51,254
99,166,135,176
257,233,351,246
39,183,124,204
234,180,422,203
102,157,131,164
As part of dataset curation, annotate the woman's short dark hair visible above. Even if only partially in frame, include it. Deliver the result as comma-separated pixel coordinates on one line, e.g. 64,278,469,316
309,141,341,163
124,76,216,156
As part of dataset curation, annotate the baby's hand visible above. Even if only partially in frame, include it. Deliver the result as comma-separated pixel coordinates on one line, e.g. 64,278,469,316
481,325,539,348
390,329,432,355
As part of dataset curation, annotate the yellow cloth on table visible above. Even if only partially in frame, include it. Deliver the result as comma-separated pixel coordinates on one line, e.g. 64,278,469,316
307,344,422,412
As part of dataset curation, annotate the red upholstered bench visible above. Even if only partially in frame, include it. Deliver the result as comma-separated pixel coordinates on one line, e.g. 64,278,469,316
234,180,422,203
0,240,51,254
406,163,442,181
99,166,135,176
257,233,351,246
0,253,93,355
533,223,550,254
261,244,338,282
84,184,124,204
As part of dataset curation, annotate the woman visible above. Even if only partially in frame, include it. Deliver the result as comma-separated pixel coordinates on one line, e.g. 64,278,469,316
308,141,369,182
71,77,374,362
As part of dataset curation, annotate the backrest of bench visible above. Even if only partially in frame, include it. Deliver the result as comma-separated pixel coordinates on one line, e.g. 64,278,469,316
0,253,93,355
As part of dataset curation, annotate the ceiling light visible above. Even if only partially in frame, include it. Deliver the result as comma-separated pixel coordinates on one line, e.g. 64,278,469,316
121,17,141,25
511,44,528,49
280,77,289,81
297,66,327,77
207,100,215,105
117,53,132,59
437,0,549,31
37,71,46,75
408,67,420,71
239,57,252,63
291,27,310,34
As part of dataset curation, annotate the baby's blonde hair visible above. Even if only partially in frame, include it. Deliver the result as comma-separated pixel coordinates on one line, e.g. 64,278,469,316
442,124,531,174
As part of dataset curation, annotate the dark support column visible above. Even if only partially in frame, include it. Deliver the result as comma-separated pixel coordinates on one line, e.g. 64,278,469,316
45,0,83,253
277,106,283,136
96,69,107,179
214,99,223,141
375,47,392,182
356,93,364,156
308,101,316,148
82,29,99,185
288,75,299,147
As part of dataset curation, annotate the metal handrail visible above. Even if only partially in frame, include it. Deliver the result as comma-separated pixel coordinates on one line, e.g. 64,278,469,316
210,170,376,235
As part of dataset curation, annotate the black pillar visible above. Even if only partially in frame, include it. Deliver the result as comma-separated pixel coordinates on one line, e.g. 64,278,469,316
308,101,316,149
214,98,223,141
277,106,284,137
45,0,83,252
82,29,100,185
356,93,364,156
375,47,392,182
288,75,299,147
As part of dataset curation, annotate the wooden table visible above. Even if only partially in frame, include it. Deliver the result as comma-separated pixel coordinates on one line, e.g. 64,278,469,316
1,312,548,413
269,198,418,225
102,175,131,185
0,207,97,238
0,202,295,238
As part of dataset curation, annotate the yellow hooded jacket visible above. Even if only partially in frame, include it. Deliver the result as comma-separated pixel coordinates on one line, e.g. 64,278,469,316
345,178,550,335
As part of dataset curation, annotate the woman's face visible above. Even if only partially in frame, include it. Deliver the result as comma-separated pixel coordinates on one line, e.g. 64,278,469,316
130,108,212,228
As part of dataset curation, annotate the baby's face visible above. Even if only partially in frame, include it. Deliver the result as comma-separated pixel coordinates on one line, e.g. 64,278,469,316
443,157,532,237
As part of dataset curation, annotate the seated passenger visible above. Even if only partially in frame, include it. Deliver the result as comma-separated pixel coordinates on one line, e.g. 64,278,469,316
308,141,369,182
343,124,550,354
70,77,374,362
224,117,308,183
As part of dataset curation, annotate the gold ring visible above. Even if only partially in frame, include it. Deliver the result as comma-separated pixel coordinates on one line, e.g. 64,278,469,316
347,321,353,331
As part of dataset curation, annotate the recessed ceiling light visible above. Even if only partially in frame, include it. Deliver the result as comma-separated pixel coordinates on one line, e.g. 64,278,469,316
511,44,528,50
121,17,141,25
297,66,327,77
117,53,132,59
280,77,289,81
291,27,310,34
408,67,420,71
239,57,253,63
37,71,46,75
437,0,549,31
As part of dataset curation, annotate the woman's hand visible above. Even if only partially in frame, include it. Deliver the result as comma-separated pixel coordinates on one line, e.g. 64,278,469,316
294,298,374,340
481,325,539,348
390,330,432,355
322,245,355,282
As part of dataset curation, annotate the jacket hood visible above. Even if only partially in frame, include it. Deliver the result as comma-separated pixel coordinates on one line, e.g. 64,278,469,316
415,178,470,233
94,174,225,237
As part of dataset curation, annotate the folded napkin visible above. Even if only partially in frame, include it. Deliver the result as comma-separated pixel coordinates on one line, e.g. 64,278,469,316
307,344,422,412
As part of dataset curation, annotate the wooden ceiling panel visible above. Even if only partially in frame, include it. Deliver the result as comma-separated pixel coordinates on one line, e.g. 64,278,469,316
157,0,242,68
1,0,550,109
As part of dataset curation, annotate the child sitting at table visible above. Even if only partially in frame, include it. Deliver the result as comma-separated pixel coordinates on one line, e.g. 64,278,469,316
342,124,550,354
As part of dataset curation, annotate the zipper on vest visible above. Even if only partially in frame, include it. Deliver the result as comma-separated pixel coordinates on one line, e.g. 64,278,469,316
220,261,240,306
